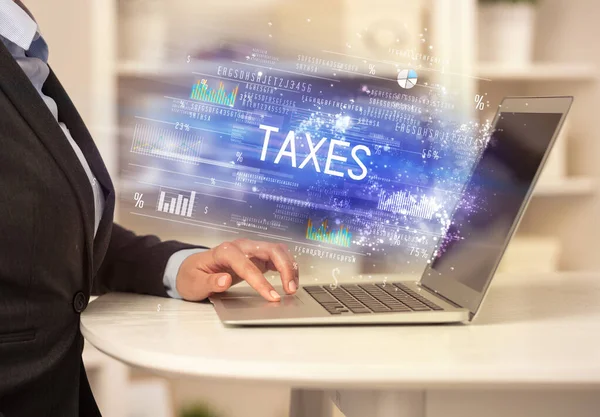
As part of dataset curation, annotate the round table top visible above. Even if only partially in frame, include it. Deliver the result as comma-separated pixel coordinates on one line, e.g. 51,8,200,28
81,273,600,389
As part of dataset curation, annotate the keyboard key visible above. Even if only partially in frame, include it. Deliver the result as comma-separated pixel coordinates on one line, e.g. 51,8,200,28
387,284,445,311
306,283,442,315
392,284,444,310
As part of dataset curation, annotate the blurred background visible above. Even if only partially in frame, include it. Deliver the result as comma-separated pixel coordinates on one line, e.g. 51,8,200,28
21,0,600,415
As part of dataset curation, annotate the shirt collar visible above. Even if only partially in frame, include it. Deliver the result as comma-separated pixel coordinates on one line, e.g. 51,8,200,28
0,0,38,50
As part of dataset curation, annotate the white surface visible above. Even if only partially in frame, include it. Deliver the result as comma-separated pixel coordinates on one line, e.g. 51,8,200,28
117,61,192,77
83,343,129,417
426,389,600,417
118,0,167,63
476,63,597,81
82,273,600,390
497,237,560,274
533,177,595,196
478,3,536,65
431,0,476,117
333,390,425,417
539,118,569,182
128,379,173,417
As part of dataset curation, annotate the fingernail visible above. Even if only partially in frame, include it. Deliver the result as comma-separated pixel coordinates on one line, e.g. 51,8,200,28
269,290,281,300
289,280,297,293
218,275,228,287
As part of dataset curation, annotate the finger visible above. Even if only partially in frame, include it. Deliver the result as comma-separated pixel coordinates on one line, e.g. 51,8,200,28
270,243,298,294
267,243,299,288
207,272,232,294
231,240,297,294
281,244,300,286
213,243,281,302
187,272,232,301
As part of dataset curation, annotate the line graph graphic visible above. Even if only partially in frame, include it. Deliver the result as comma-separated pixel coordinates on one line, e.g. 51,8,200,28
378,190,441,220
130,124,203,165
190,79,239,107
306,219,352,247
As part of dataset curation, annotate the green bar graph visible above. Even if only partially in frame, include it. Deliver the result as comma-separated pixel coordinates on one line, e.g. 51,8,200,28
190,79,238,107
305,219,352,248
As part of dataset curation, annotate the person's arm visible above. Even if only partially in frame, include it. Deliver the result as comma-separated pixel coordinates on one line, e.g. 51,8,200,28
95,225,299,301
162,248,206,298
93,223,206,296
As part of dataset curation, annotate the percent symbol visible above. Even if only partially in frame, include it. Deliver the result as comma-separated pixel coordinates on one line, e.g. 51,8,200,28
368,64,376,75
474,94,488,111
236,151,244,162
134,192,144,208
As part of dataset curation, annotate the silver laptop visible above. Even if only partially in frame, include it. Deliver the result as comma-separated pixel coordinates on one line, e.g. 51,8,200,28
210,96,573,325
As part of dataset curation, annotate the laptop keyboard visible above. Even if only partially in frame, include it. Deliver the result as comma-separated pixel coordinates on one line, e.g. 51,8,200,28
304,283,444,315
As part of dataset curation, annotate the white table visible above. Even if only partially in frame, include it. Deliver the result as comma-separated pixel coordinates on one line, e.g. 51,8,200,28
81,273,600,417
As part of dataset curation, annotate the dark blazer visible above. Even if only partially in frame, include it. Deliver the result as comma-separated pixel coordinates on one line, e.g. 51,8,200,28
0,42,199,416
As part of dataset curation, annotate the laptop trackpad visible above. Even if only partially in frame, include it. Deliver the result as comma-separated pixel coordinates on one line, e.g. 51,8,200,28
221,295,304,309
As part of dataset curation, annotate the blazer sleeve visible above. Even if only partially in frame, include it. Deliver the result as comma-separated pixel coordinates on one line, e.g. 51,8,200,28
93,223,207,296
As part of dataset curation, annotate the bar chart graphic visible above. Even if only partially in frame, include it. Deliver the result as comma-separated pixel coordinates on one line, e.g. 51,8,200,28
305,219,352,247
377,191,441,220
190,79,239,107
156,188,196,218
131,124,203,165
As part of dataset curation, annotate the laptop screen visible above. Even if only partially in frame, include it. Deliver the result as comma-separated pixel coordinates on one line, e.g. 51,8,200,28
426,111,563,293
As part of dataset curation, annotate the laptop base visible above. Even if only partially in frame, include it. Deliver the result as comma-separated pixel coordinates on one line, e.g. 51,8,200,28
210,281,470,326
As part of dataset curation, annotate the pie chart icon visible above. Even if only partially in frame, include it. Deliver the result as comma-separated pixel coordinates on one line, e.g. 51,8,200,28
397,69,418,89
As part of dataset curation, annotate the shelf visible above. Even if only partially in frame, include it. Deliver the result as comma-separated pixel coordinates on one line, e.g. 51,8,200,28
534,177,595,197
117,61,193,78
476,63,597,81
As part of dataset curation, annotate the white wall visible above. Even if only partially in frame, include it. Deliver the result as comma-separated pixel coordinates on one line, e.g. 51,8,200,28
25,0,117,179
522,0,600,270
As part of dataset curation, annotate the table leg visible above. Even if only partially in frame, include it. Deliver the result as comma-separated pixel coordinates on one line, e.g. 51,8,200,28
333,390,426,417
289,389,334,417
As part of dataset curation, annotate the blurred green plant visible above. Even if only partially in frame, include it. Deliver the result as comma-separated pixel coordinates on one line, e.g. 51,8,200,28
180,403,220,417
479,0,537,4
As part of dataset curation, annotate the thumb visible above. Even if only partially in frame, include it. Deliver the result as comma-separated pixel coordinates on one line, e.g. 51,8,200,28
206,273,232,294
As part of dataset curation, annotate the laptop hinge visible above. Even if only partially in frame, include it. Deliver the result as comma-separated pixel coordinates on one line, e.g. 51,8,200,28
417,283,463,309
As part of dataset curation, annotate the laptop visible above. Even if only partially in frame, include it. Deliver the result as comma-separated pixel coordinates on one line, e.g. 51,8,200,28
210,96,573,325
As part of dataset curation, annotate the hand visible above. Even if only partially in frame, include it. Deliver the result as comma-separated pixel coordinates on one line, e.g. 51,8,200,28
175,239,299,302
